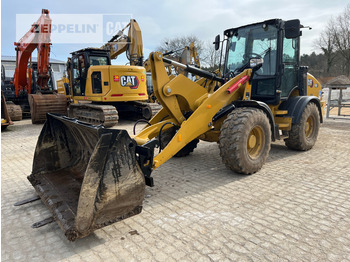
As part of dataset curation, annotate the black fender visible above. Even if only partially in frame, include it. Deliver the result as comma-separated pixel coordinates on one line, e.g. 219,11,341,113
233,100,278,141
279,96,323,124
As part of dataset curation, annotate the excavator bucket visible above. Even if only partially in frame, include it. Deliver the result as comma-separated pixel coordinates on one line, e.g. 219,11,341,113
28,93,67,124
27,113,145,241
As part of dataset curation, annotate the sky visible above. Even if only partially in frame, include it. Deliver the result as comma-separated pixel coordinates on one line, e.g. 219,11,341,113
1,0,348,65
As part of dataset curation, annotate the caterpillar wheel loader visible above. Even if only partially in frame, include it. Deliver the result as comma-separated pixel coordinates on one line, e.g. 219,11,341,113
16,19,324,241
57,19,152,127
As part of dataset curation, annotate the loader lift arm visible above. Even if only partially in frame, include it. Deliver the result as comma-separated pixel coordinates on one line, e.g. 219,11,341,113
134,52,253,170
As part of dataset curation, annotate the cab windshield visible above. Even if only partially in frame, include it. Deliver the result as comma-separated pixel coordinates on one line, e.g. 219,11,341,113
89,56,109,66
225,24,278,76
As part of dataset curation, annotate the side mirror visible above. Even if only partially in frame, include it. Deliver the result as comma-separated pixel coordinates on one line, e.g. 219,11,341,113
250,58,264,69
285,19,301,39
214,35,220,51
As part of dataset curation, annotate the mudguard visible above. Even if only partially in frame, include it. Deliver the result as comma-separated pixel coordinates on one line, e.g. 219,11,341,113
279,96,323,124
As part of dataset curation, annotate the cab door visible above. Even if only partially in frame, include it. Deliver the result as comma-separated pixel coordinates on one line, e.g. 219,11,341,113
280,37,299,98
71,54,87,96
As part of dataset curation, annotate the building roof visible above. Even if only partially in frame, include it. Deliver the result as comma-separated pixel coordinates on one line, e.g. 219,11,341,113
1,56,65,64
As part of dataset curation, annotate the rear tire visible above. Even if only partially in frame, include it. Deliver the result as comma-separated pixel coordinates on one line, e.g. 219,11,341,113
219,108,271,175
284,102,320,151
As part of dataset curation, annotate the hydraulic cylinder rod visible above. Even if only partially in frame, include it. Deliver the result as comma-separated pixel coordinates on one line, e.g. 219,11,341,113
162,57,224,83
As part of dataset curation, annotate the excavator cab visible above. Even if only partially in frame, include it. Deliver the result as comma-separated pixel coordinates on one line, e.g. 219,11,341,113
70,48,111,96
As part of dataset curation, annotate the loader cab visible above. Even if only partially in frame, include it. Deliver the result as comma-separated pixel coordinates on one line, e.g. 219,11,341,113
70,48,111,96
223,19,301,105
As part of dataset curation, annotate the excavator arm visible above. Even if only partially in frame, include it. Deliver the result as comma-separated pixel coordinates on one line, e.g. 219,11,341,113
101,19,143,66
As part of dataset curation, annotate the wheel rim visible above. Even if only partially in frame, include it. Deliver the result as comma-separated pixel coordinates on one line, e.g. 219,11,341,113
247,125,264,159
305,116,315,138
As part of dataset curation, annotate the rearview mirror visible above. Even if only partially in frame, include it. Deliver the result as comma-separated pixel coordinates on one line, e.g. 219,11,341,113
285,19,301,39
250,58,264,69
214,35,220,51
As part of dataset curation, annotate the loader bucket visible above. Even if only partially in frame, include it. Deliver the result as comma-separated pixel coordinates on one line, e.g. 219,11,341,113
28,113,145,241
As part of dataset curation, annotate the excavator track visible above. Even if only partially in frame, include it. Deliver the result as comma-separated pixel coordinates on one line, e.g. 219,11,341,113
28,94,67,124
68,103,119,127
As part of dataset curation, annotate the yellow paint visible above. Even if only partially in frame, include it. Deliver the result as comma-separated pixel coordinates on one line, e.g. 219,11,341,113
134,52,251,170
72,66,148,103
134,51,325,172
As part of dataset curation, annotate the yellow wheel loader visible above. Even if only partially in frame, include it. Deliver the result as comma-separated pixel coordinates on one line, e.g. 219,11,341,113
16,19,324,241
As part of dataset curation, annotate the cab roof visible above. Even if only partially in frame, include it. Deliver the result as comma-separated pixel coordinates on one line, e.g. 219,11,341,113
224,19,282,37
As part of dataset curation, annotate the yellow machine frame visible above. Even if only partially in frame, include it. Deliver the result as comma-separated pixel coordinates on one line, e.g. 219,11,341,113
134,52,324,170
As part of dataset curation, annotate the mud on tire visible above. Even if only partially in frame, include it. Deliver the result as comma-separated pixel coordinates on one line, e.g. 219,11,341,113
219,108,271,175
284,102,320,151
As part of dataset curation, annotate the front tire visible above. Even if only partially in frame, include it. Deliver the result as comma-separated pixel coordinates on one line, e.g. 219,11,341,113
219,108,271,175
284,102,320,151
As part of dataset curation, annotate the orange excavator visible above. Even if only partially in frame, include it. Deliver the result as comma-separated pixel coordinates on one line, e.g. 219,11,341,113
2,9,66,123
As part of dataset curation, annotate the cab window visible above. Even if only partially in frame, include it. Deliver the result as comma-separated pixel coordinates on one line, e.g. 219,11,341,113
72,57,81,96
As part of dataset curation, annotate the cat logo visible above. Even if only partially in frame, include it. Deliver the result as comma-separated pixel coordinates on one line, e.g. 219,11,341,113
120,75,139,89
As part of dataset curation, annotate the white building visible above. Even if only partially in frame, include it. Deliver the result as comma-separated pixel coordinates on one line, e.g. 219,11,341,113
1,56,66,90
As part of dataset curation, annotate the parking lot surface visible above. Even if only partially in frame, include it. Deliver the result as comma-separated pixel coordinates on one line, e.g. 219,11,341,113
1,117,350,261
